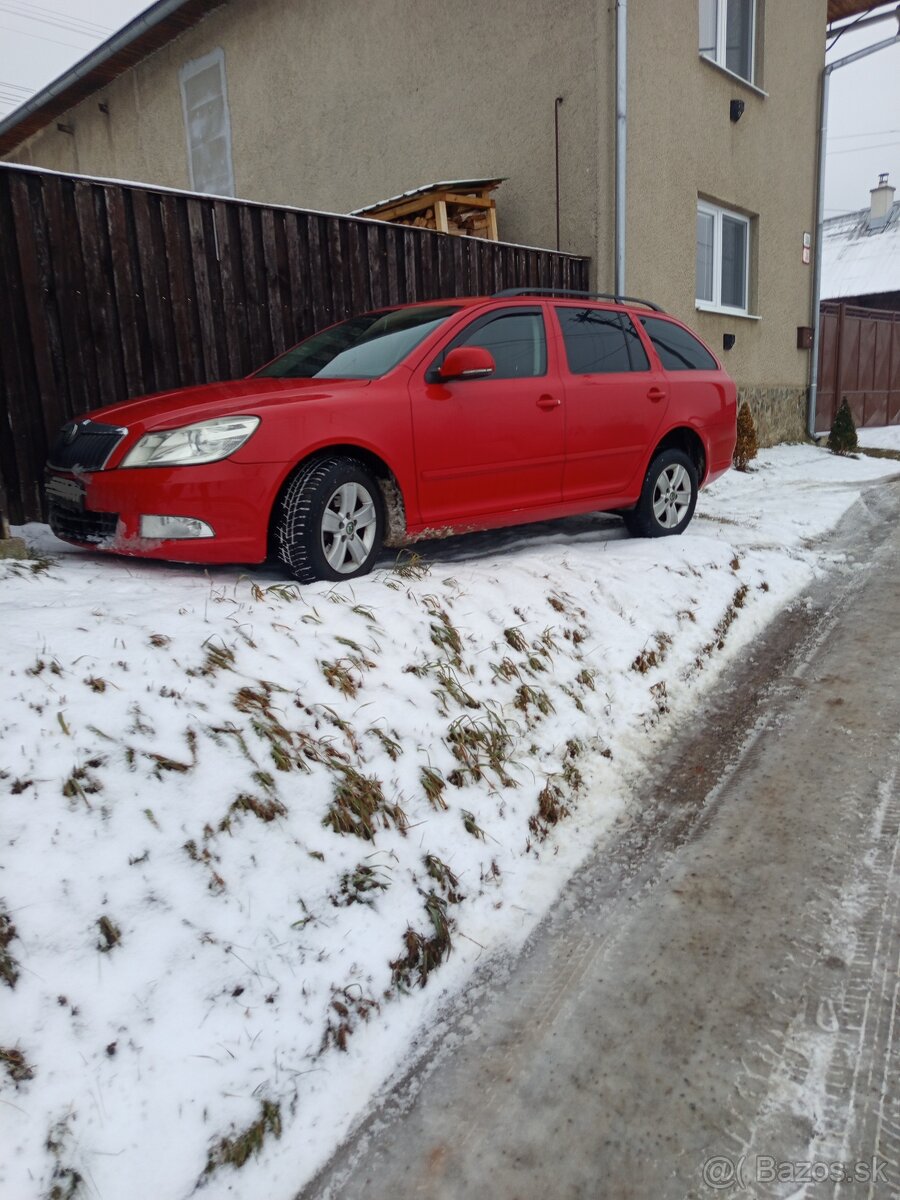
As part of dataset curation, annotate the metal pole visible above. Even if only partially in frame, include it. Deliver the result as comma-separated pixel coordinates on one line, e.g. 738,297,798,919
809,21,900,438
615,0,627,295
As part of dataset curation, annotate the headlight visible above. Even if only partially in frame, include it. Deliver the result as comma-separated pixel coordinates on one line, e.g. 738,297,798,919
121,416,260,467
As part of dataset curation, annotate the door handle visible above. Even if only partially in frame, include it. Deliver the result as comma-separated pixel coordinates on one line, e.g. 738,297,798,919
536,394,561,410
647,387,667,403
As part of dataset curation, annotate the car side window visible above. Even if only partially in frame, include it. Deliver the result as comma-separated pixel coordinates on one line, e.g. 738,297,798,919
435,311,547,379
639,316,718,371
556,306,649,373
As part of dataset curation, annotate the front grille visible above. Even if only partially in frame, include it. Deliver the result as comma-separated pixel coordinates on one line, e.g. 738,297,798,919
48,420,126,471
49,500,119,546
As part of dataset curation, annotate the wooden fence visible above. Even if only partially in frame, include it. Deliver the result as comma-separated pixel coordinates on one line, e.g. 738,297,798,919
0,164,589,525
817,301,900,433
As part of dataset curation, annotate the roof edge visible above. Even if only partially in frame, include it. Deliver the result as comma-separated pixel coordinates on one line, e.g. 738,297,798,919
824,199,900,229
827,1,891,25
0,0,226,156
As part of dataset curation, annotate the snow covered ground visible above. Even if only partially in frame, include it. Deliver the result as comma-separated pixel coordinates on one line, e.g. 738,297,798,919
1,445,897,1200
857,423,900,451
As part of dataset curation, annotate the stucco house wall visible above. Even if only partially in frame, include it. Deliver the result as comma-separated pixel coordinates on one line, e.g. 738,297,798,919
5,0,608,263
5,0,827,443
629,0,825,442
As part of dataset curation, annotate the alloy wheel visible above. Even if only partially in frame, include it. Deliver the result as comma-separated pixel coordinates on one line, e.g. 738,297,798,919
320,481,378,573
651,464,692,529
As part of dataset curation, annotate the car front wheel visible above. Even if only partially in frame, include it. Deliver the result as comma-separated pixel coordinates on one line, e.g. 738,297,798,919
275,456,384,583
624,448,698,538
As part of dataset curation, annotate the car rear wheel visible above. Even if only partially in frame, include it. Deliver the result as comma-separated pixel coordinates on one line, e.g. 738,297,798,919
275,456,384,582
624,448,698,538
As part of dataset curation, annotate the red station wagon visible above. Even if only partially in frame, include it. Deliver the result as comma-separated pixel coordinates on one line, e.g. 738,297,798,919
46,289,737,582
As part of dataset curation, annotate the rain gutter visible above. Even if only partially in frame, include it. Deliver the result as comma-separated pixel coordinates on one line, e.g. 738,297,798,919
0,0,204,145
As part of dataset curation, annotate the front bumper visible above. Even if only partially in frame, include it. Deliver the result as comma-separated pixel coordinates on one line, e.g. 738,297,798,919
46,460,282,564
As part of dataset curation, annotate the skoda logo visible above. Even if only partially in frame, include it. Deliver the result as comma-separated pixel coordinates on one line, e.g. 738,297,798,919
62,422,79,445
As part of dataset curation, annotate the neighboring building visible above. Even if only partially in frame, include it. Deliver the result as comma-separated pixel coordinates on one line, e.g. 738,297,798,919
0,0,876,443
822,174,900,311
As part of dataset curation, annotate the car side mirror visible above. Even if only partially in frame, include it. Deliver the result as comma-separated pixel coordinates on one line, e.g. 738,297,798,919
437,346,496,381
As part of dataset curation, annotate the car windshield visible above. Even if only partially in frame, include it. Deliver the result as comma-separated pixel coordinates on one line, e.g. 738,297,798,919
255,305,462,380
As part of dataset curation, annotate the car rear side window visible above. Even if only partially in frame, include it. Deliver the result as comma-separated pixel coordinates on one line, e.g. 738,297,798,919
438,311,547,379
556,306,649,373
639,316,718,371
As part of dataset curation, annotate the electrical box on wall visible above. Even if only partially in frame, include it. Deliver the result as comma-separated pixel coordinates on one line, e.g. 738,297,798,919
797,326,813,350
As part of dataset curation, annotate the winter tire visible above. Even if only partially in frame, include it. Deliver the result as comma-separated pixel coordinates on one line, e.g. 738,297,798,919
623,448,698,538
275,456,384,583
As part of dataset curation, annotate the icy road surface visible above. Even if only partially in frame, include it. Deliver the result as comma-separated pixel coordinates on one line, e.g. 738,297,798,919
307,482,900,1200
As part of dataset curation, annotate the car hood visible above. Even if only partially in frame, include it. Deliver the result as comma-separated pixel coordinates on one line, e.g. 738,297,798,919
83,377,372,431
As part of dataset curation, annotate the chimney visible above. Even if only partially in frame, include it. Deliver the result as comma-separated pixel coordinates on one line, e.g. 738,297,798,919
868,172,895,229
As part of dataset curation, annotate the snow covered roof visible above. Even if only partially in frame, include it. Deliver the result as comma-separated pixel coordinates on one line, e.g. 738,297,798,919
821,200,900,300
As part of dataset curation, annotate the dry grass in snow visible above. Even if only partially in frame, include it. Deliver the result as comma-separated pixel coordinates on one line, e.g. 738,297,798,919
0,445,897,1199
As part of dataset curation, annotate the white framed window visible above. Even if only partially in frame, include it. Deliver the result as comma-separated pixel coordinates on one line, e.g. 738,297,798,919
696,201,750,315
179,48,235,197
700,0,756,84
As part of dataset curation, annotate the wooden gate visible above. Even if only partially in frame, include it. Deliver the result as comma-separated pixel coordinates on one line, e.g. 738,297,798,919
817,302,900,434
0,164,590,525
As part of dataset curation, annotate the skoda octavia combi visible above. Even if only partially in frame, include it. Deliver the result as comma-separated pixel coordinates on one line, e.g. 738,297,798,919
46,290,737,582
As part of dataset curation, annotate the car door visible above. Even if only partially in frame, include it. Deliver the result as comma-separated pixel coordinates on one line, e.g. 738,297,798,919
553,304,669,499
410,306,565,524
637,314,732,475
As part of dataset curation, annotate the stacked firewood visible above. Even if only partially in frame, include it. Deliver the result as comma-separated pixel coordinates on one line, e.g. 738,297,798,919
354,180,503,241
396,206,494,237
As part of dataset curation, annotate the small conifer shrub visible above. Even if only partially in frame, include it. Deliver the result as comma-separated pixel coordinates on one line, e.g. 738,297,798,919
827,398,858,456
732,401,758,471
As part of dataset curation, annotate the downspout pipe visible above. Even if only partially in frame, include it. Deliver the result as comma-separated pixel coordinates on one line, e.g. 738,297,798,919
615,0,627,295
809,15,900,439
555,96,564,251
0,0,210,144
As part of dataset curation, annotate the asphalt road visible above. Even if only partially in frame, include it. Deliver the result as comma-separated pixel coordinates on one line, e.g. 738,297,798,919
302,480,900,1200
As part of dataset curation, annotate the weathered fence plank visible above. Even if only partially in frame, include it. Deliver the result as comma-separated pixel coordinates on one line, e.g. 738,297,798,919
212,200,249,379
0,163,589,525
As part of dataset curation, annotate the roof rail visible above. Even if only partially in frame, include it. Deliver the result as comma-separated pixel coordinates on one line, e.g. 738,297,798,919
493,287,665,312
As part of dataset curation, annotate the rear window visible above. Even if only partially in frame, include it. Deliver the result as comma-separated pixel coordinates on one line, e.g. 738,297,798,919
556,306,649,373
256,305,461,380
639,316,718,371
